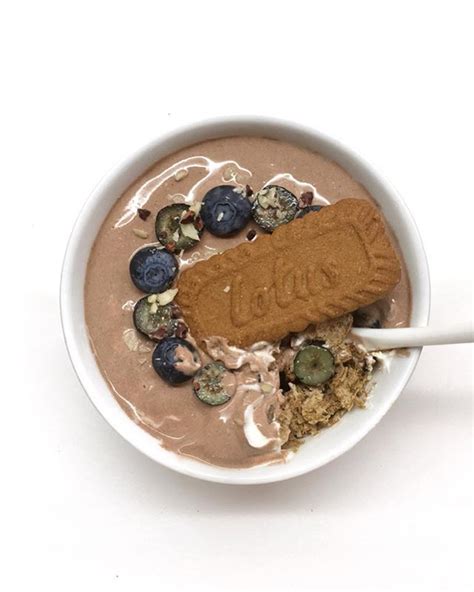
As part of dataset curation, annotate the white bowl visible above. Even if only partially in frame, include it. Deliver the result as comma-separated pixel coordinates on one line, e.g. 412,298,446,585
60,116,430,484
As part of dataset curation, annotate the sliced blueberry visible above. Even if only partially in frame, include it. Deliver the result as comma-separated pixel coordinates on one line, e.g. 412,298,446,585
155,203,203,252
129,246,178,293
152,337,201,385
293,345,335,386
200,185,252,236
252,185,298,232
192,362,235,406
295,205,324,219
133,297,186,341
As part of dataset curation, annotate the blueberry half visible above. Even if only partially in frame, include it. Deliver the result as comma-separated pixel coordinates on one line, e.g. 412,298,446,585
252,185,298,232
200,185,252,236
129,246,178,293
155,203,203,252
293,345,335,386
133,298,182,341
152,337,201,385
192,362,234,406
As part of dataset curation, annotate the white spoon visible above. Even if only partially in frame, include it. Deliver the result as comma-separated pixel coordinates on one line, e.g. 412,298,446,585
351,326,474,351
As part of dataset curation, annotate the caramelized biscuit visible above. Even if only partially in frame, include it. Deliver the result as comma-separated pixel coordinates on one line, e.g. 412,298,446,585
177,199,401,347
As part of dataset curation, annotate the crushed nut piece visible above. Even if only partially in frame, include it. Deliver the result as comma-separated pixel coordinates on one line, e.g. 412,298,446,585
174,168,189,181
222,165,236,181
246,229,257,241
137,208,151,220
189,201,202,216
156,288,178,306
257,186,279,210
180,223,200,241
132,228,149,239
121,299,136,311
175,322,188,338
180,210,195,224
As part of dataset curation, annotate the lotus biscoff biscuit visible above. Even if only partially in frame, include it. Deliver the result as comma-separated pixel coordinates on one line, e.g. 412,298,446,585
177,198,401,347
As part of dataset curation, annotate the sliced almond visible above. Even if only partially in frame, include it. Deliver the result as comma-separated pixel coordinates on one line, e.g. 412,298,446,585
147,294,158,304
156,288,178,306
267,187,278,206
149,302,158,314
180,223,200,241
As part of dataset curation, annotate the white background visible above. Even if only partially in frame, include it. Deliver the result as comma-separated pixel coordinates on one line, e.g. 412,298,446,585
1,1,472,591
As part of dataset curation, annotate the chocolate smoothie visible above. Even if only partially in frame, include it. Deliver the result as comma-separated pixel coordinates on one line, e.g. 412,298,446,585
85,136,411,468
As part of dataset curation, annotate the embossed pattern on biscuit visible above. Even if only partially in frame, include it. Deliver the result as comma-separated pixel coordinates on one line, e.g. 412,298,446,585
177,199,401,347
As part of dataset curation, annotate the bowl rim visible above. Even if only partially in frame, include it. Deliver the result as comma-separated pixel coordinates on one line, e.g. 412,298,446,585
60,115,431,484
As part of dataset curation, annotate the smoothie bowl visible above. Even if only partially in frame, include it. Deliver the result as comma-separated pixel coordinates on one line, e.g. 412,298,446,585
60,117,430,484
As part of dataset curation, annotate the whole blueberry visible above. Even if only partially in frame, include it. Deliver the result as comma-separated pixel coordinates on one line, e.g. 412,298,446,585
200,185,252,236
295,205,324,219
152,337,201,385
129,246,178,293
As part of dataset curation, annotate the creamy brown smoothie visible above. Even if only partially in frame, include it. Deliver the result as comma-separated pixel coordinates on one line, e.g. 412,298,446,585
85,136,411,468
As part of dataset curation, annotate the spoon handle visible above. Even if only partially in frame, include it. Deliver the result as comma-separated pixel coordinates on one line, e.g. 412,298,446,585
351,326,474,351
